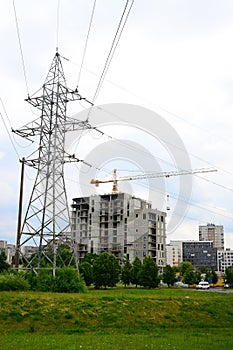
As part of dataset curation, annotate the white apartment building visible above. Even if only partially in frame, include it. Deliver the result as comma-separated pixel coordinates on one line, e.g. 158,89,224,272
199,223,224,250
166,240,183,267
217,249,233,273
71,193,166,270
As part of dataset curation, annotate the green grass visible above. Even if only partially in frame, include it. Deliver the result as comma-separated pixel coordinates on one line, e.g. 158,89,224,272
0,288,233,349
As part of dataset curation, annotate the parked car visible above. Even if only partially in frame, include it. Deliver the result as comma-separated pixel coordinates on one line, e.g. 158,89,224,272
174,281,189,288
196,281,210,290
224,283,230,288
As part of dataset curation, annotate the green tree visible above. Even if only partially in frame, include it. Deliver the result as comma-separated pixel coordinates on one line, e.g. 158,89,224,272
56,246,76,267
211,269,218,285
179,262,194,276
139,256,159,288
224,266,233,287
93,252,121,289
183,268,196,285
79,261,93,286
0,251,9,273
163,265,176,287
83,253,98,265
195,269,202,284
121,256,132,287
131,257,142,288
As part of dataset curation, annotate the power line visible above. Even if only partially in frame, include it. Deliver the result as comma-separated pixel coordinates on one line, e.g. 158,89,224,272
91,0,134,106
77,0,97,87
0,98,20,158
12,0,30,96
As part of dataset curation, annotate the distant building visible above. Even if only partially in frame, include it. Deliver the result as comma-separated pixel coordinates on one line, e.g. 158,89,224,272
71,193,166,271
199,223,224,250
0,240,16,264
166,240,183,267
22,245,39,258
0,240,7,251
217,249,233,273
182,241,217,270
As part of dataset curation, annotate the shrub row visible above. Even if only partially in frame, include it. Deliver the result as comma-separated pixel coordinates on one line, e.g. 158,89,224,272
0,268,86,293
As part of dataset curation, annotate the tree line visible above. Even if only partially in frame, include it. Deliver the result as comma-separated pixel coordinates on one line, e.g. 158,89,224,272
1,248,233,292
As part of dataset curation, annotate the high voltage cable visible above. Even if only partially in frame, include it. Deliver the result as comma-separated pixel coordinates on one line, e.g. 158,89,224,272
12,0,30,96
86,105,233,180
66,171,233,226
77,0,97,87
9,2,233,228
73,124,233,198
90,0,134,107
0,98,20,159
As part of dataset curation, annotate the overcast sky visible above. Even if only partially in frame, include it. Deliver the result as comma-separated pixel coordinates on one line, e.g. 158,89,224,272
1,0,233,248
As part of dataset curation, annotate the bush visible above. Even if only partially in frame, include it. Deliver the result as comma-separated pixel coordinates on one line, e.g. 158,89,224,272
25,269,54,291
53,268,87,293
25,268,87,293
0,273,30,291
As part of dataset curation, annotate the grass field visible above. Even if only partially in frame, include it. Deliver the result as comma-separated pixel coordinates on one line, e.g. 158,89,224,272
0,287,233,349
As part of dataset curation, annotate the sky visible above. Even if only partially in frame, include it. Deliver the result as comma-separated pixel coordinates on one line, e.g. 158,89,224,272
1,0,233,248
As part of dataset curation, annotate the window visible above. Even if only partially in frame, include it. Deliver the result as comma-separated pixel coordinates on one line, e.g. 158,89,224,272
136,214,138,218
143,213,146,220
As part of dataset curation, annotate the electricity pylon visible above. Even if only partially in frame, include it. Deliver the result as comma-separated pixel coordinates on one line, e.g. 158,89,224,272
14,52,92,274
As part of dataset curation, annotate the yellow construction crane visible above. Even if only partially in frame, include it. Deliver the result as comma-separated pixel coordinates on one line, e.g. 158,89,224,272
90,168,217,194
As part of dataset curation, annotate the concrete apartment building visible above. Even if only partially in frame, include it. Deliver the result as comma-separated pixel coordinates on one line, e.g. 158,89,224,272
71,193,166,270
0,240,16,264
199,223,224,250
166,240,183,267
217,248,233,273
182,241,217,270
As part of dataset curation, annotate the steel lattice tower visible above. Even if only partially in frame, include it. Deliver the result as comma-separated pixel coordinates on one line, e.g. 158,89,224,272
14,52,91,273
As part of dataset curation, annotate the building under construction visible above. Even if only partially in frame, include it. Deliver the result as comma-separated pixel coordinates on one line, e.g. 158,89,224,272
71,192,166,271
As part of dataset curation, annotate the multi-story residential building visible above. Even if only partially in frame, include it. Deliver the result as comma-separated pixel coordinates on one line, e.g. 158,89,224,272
166,240,183,267
199,223,224,250
0,240,16,264
0,240,7,251
71,193,166,270
217,248,233,273
182,241,217,270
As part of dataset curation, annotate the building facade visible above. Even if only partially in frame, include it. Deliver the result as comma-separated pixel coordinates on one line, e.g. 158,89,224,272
182,241,217,270
217,249,233,273
199,223,224,250
71,193,166,270
0,240,16,265
166,240,183,267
